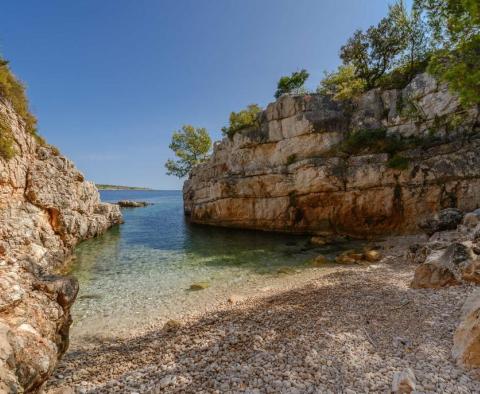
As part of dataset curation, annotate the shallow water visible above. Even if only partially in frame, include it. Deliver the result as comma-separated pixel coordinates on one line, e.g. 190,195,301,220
69,190,357,340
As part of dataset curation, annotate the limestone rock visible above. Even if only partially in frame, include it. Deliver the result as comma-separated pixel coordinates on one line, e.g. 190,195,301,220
184,74,480,236
419,208,464,236
391,368,416,393
364,249,382,262
0,98,123,392
452,289,480,367
463,210,480,228
117,200,150,208
411,243,474,288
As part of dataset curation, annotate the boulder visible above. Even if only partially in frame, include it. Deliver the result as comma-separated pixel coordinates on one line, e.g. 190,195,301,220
419,208,464,236
452,289,480,367
411,243,475,288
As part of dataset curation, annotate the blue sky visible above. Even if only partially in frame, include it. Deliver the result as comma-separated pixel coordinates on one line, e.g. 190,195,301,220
1,0,408,189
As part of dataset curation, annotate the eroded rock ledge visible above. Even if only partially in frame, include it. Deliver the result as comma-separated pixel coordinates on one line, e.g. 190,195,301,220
184,73,480,236
0,98,122,392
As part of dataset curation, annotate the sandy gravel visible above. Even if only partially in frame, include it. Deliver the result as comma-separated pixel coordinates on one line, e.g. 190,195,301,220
45,237,480,393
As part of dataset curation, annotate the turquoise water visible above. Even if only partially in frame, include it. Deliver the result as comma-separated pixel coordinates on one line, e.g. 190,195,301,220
69,190,354,340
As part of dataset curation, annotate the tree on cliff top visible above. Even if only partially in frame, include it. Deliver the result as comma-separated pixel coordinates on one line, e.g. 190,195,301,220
274,69,309,99
415,0,480,105
165,125,212,178
339,5,408,89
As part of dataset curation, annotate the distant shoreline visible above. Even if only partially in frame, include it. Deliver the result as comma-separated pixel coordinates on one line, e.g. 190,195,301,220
96,184,154,191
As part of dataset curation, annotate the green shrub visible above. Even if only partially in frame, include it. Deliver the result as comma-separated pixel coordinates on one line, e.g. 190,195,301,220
337,128,395,155
221,104,262,139
0,113,15,160
387,154,410,169
377,58,430,90
286,154,297,165
0,57,37,135
50,145,60,156
274,69,309,99
318,65,366,101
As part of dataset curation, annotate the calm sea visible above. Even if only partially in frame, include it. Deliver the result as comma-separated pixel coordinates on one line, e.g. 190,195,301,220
69,190,353,340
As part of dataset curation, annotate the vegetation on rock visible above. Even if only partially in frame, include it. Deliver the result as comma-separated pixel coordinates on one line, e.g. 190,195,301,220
318,65,366,101
321,0,479,104
221,104,262,139
0,57,38,136
420,0,480,105
0,112,15,160
274,69,309,99
165,125,212,178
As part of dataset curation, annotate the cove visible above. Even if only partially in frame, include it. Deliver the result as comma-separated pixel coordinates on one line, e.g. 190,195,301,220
67,190,356,342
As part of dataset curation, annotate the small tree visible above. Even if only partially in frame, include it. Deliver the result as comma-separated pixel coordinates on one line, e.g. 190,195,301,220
274,69,309,99
340,8,407,89
415,0,480,105
392,1,430,78
221,104,262,139
165,125,211,178
318,65,366,101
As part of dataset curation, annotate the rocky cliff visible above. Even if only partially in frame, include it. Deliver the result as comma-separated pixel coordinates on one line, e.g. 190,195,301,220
184,74,480,236
0,98,122,392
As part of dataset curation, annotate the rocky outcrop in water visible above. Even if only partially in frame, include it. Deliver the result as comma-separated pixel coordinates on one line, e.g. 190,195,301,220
0,98,122,392
184,73,480,236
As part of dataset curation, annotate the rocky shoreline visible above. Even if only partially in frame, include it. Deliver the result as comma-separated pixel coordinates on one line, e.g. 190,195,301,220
0,98,123,392
44,234,479,393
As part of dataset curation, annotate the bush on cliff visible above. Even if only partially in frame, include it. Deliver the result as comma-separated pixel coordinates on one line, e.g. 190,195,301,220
165,125,212,178
318,65,366,101
221,104,262,139
0,57,37,136
274,69,309,99
0,112,15,160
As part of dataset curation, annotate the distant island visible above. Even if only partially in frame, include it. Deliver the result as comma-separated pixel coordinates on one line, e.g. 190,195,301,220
96,184,153,191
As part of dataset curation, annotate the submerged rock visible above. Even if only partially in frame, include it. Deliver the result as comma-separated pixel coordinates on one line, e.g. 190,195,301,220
189,282,210,291
310,255,330,266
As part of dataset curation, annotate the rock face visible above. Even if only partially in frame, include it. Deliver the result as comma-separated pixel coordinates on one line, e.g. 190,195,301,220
0,98,122,392
184,73,480,235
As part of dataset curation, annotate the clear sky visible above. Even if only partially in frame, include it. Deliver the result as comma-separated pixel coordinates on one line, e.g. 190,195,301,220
1,0,409,189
